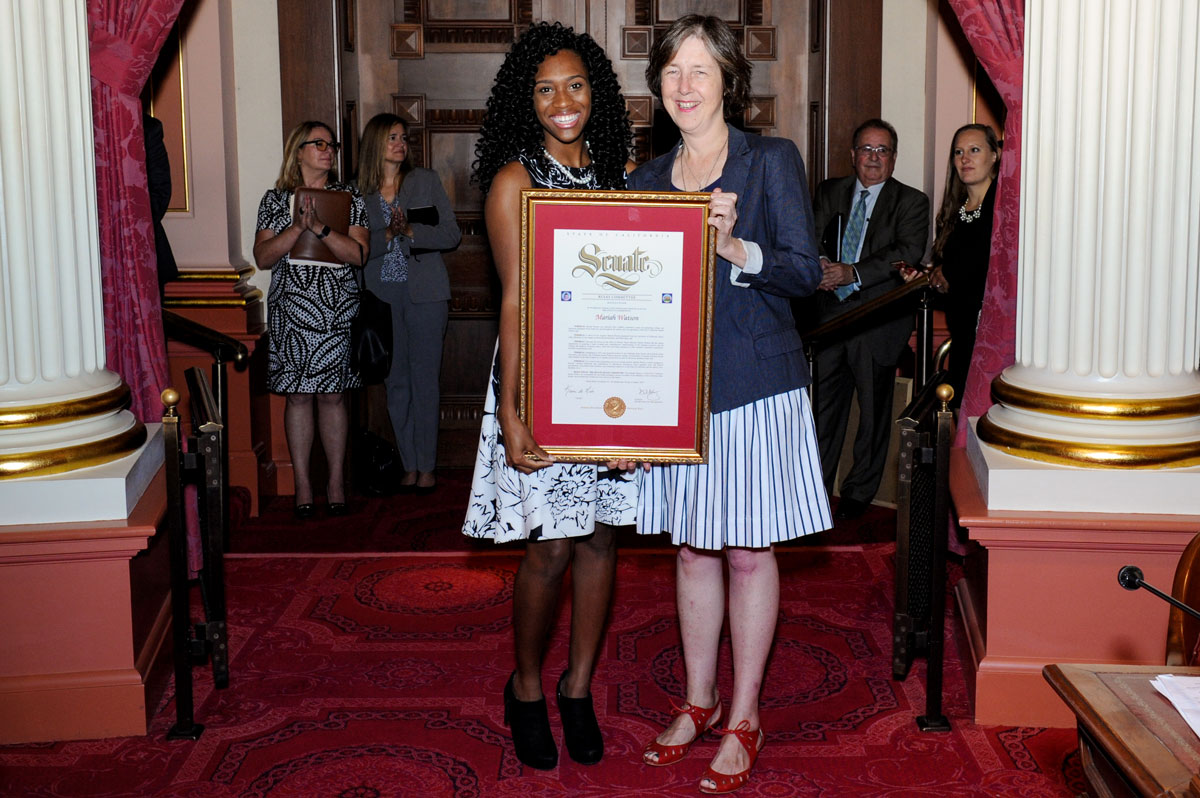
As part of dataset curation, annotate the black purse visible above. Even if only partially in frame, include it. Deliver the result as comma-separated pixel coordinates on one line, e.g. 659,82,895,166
350,268,392,384
353,428,402,496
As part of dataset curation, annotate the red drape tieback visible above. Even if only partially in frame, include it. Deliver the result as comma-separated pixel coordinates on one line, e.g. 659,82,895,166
89,27,155,96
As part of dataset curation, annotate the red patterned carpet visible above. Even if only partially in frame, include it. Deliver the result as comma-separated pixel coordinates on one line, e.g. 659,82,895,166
0,547,1085,797
228,468,903,553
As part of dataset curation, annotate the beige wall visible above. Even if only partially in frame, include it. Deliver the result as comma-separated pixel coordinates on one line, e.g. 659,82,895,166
160,0,235,271
228,0,284,286
159,0,281,298
882,0,934,195
879,0,981,263
930,0,977,222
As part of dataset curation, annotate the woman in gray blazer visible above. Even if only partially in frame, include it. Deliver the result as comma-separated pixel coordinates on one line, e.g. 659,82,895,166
357,113,461,492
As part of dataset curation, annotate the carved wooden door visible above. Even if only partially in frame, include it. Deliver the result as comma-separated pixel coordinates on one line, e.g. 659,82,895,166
346,0,816,466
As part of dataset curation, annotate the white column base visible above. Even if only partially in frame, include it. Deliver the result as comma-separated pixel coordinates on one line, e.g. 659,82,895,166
966,418,1200,514
0,425,163,525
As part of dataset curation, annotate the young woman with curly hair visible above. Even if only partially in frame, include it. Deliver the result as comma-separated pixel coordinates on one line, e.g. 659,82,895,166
461,21,634,771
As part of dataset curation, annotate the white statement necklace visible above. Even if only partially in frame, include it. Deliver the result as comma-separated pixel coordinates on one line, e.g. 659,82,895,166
542,147,594,186
959,202,983,223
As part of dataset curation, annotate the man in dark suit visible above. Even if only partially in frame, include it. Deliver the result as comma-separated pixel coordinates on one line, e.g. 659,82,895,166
144,113,178,292
806,119,930,520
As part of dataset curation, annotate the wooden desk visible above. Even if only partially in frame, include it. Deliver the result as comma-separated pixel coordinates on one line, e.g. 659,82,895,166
1044,664,1200,797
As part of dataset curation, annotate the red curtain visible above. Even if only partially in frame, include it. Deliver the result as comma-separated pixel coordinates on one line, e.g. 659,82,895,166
946,0,1024,444
88,0,185,421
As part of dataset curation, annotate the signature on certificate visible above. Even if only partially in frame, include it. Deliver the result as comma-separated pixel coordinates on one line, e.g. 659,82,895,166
563,384,597,397
638,387,662,402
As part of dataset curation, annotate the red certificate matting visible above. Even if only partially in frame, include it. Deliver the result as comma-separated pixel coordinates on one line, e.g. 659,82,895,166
519,189,715,463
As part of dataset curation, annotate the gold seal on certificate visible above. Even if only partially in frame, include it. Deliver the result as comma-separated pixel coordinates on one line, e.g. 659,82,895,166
603,397,626,418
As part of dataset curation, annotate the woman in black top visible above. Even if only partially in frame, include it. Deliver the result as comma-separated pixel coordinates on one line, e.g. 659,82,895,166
928,123,1000,407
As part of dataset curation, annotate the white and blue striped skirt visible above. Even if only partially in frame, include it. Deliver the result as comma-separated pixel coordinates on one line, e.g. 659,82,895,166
636,388,832,550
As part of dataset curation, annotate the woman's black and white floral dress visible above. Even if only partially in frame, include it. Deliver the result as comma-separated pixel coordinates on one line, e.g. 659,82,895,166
256,182,368,393
462,153,636,543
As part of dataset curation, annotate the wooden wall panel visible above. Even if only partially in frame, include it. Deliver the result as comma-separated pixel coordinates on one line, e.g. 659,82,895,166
277,0,339,140
807,0,882,186
438,246,499,467
426,109,492,467
276,0,359,178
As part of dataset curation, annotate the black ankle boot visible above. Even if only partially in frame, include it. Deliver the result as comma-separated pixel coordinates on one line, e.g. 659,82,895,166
556,672,603,765
504,673,558,770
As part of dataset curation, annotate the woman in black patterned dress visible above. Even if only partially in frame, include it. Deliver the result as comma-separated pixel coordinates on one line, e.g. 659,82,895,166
253,121,369,518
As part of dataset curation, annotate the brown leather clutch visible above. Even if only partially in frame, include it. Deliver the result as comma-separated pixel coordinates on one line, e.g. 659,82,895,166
289,186,352,266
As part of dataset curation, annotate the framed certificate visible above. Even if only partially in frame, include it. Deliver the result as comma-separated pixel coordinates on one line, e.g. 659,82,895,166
519,189,716,463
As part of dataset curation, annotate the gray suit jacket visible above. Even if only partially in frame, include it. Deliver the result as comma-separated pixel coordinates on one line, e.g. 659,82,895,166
804,175,930,364
362,167,461,303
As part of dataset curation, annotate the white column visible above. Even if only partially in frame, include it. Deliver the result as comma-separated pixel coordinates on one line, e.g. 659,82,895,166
971,0,1200,512
0,0,145,487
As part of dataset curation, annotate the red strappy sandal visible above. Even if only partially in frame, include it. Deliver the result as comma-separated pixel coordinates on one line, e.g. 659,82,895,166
641,697,722,767
698,720,765,794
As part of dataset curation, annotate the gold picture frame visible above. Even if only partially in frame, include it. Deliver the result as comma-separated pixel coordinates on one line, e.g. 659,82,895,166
519,189,717,463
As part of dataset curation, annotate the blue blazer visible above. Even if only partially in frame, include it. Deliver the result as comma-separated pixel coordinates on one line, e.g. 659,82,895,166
627,124,821,412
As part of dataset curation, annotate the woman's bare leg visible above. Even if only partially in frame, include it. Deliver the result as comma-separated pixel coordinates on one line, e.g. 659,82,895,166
562,524,617,697
511,537,572,699
646,544,725,759
700,546,777,789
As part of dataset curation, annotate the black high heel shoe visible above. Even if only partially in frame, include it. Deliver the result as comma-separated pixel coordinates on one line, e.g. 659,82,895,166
504,673,557,770
556,672,603,765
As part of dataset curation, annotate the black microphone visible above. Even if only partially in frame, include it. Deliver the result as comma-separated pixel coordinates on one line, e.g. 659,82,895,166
1118,565,1144,590
1118,564,1200,622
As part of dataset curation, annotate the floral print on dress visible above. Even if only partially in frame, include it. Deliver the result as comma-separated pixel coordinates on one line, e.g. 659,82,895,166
461,153,636,543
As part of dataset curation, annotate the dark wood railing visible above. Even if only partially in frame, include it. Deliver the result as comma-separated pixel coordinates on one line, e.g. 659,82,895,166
162,309,248,366
162,310,248,552
800,275,957,731
799,275,939,415
894,378,955,732
161,368,230,740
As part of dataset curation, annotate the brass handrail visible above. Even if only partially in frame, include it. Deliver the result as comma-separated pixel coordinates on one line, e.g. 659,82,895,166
184,367,223,434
